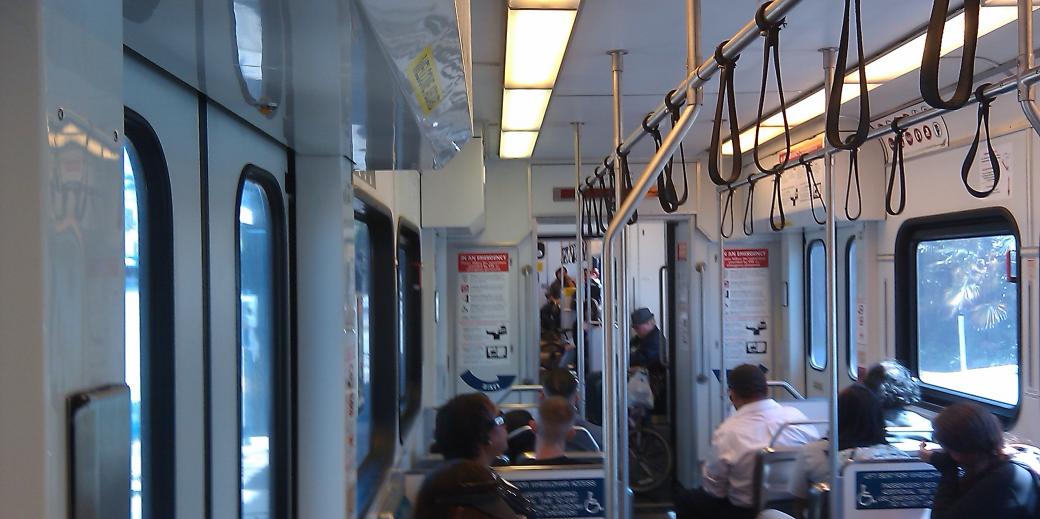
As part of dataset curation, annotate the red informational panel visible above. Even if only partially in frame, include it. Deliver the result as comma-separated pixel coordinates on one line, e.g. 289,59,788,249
723,248,769,268
458,252,509,273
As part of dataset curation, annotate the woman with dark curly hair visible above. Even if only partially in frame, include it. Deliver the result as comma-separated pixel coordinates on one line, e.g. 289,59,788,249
434,393,509,467
863,360,932,441
920,403,1039,518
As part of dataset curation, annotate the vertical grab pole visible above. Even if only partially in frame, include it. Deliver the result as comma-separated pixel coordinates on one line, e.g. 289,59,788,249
1018,0,1040,135
718,192,728,424
821,47,842,518
573,122,587,417
607,47,630,519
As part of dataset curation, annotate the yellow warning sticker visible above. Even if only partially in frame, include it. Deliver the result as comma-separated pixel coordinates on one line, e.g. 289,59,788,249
406,46,443,116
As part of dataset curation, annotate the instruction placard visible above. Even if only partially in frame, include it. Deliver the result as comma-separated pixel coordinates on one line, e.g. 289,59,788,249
723,248,772,371
457,252,512,368
507,475,605,518
854,470,940,510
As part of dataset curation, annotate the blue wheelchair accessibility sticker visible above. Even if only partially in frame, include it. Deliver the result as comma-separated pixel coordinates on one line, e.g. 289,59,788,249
854,469,940,510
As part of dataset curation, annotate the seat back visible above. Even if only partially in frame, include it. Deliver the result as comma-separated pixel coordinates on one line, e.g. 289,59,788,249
840,460,940,518
495,464,607,519
752,447,806,514
782,398,829,435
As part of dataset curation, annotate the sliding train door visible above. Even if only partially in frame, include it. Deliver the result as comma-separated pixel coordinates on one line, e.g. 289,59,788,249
123,56,205,519
803,227,858,398
206,106,291,519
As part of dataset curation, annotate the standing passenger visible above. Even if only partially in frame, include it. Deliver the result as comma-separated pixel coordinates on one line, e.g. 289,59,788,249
674,364,820,519
921,403,1039,519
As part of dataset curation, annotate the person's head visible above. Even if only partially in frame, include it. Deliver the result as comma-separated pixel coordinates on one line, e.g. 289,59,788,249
630,308,656,338
863,360,921,411
542,368,579,406
590,267,600,279
932,403,1006,468
434,393,507,464
531,396,576,450
555,266,567,281
412,459,524,519
727,364,769,409
547,286,562,303
836,384,888,451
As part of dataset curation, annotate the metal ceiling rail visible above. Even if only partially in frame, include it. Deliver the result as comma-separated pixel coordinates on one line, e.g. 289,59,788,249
722,64,1040,191
578,0,804,193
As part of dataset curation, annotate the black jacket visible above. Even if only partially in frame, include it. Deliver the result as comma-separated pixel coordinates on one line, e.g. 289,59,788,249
630,327,665,369
929,451,1039,519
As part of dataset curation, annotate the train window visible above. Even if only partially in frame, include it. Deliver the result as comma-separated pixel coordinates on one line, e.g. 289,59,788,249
397,225,422,439
123,110,175,519
353,198,396,515
806,240,827,370
896,210,1020,414
847,237,858,380
236,169,288,519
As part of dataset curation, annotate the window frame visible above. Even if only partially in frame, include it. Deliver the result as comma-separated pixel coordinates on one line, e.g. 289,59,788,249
846,236,858,380
234,165,292,519
124,108,177,519
895,208,1022,422
805,239,828,371
353,197,397,517
396,222,422,442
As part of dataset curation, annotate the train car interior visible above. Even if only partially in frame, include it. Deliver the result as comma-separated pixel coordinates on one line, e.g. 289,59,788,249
6,0,1040,518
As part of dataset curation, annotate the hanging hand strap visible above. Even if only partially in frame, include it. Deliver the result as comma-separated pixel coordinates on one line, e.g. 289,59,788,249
643,113,679,214
770,171,787,231
754,1,793,174
801,156,827,225
596,173,610,233
617,145,639,224
604,159,616,222
664,90,691,209
887,120,908,216
721,187,736,239
921,0,980,110
826,0,871,150
709,41,743,186
845,144,863,221
743,178,757,236
961,84,1001,198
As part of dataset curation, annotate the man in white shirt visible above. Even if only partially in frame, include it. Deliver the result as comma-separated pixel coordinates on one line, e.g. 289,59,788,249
674,364,821,519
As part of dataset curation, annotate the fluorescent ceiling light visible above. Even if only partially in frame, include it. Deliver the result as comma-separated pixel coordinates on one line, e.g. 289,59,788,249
723,5,1030,155
504,9,577,89
501,89,552,131
500,131,540,159
508,0,581,8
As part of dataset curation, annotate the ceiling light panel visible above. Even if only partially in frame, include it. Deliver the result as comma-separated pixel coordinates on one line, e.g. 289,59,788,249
504,9,577,89
508,0,581,8
500,131,540,159
501,89,552,131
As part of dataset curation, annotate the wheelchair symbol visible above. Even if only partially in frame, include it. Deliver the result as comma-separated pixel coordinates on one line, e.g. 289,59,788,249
584,492,603,514
857,484,877,507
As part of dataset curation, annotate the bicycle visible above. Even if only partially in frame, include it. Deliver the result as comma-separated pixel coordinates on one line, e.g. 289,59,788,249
626,383,673,494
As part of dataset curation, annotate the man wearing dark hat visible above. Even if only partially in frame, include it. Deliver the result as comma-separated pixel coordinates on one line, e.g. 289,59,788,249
629,307,664,369
673,364,820,519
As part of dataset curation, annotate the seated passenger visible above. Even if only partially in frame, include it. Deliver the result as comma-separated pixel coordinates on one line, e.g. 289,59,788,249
434,393,508,467
515,397,596,466
412,459,532,519
504,369,599,461
797,384,908,488
863,360,932,442
921,403,1040,519
674,364,821,519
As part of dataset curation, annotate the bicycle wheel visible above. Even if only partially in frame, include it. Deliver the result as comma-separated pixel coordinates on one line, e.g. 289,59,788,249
627,426,673,494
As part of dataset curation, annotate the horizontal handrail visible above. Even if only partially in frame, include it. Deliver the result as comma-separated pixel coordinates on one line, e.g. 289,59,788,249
494,384,543,405
768,380,805,400
769,420,830,448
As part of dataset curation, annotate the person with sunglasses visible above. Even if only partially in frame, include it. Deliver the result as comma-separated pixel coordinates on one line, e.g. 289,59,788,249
412,459,532,519
434,393,510,467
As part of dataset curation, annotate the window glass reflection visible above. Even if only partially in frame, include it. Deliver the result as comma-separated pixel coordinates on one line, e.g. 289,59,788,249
239,180,274,519
808,241,827,370
123,143,143,519
233,0,264,102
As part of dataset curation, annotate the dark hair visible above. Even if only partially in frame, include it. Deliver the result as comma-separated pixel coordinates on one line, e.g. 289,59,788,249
933,403,1005,458
435,393,497,460
863,360,921,410
542,368,578,399
728,364,768,399
837,384,888,451
412,459,522,519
